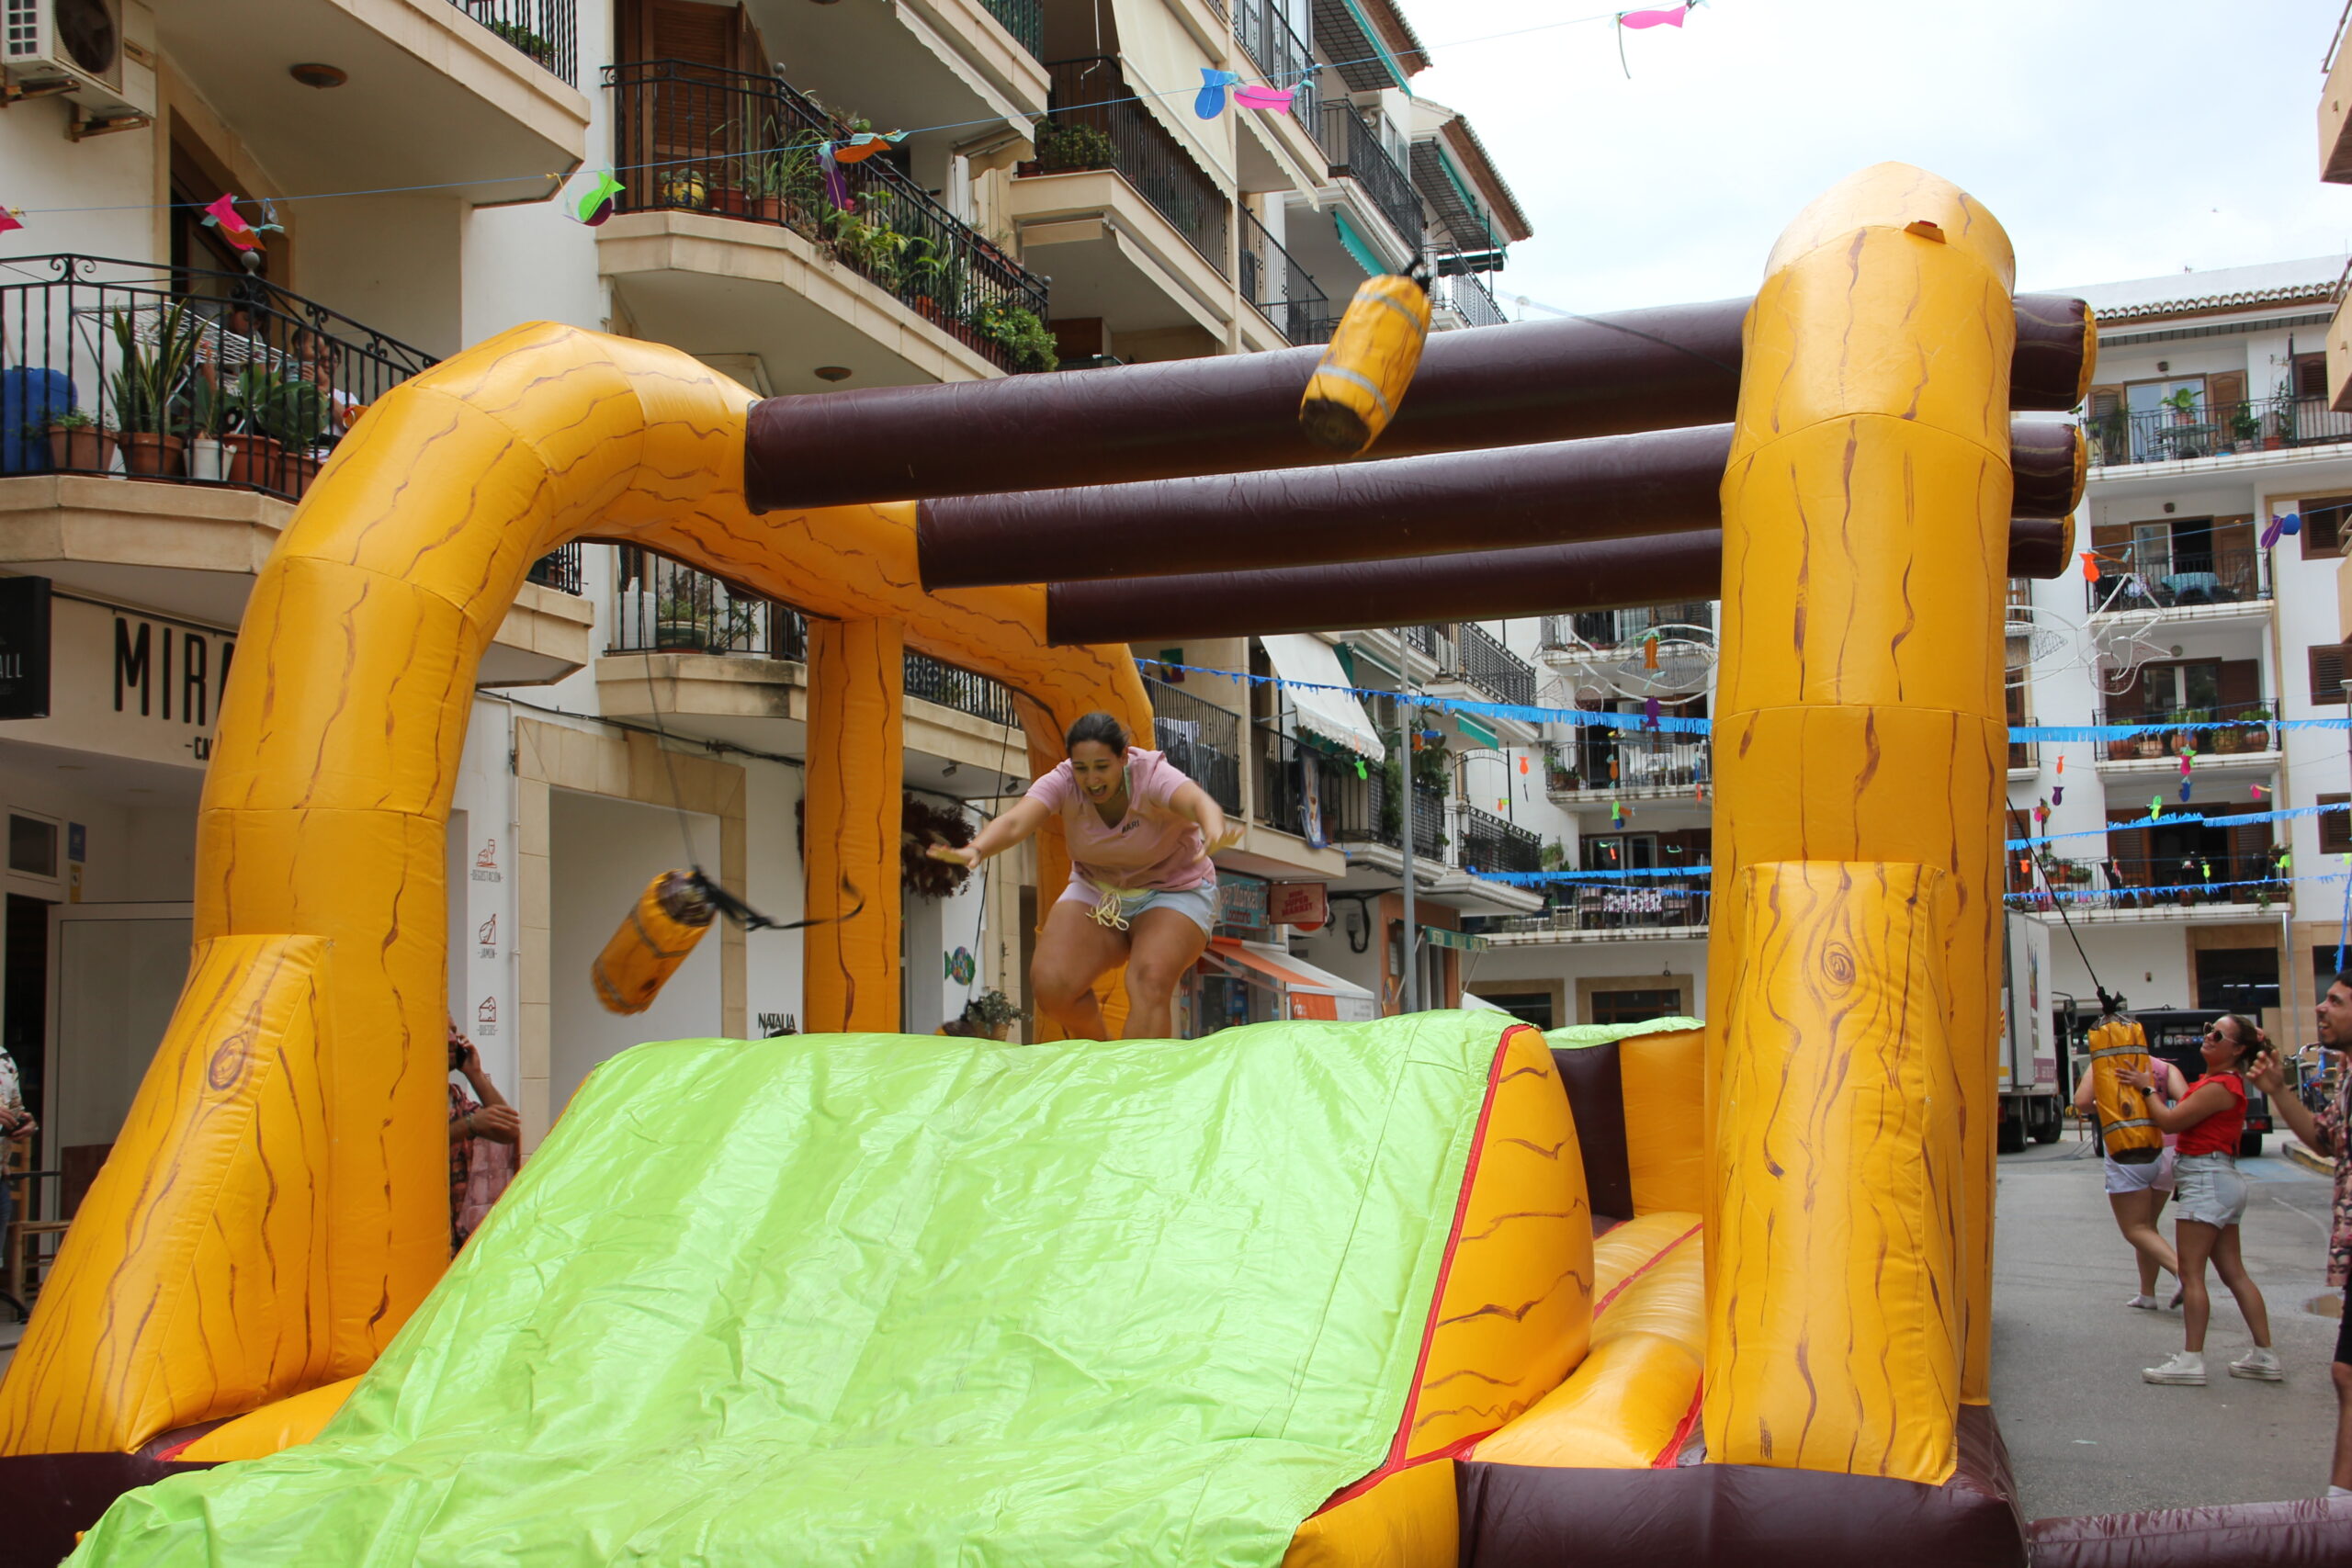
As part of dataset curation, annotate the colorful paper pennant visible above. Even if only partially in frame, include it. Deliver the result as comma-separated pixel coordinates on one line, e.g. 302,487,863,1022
571,169,624,226
1619,3,1695,27
1195,68,1241,118
1233,85,1296,111
831,131,907,164
0,208,21,235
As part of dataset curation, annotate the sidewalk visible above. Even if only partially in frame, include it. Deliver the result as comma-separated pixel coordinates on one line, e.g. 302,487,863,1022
1992,1135,2343,1520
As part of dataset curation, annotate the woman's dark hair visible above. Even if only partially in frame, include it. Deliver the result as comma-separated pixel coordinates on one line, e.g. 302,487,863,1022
2214,1014,2264,1067
1064,711,1128,756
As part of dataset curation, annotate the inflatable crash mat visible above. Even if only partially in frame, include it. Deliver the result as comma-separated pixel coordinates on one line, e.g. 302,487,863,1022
65,1014,1600,1566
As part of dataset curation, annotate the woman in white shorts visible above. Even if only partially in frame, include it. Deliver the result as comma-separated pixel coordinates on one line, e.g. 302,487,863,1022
2077,1055,2188,1309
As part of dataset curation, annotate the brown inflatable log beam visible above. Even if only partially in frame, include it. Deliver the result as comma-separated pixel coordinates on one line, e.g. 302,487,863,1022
922,420,2083,591
1045,519,2068,646
746,296,2090,513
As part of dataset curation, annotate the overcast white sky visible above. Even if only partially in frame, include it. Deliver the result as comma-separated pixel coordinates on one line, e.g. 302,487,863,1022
1399,0,2352,313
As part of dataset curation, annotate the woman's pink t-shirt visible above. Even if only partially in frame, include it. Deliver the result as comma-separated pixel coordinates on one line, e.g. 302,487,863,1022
1026,748,1213,893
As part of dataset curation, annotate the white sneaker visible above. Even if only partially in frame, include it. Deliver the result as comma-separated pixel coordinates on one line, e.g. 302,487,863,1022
2143,1351,2206,1385
2166,1283,2185,1309
2229,1348,2283,1382
2125,1294,2163,1311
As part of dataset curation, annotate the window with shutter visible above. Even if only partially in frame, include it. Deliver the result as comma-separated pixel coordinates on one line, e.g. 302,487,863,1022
2302,494,2349,558
2322,795,2352,856
2296,352,2330,400
2309,644,2349,705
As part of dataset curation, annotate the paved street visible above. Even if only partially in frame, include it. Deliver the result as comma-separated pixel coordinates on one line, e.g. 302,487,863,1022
1993,1132,2343,1521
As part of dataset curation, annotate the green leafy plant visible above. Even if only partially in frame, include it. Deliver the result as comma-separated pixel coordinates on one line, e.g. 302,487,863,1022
2161,385,2199,415
45,408,95,433
1035,120,1115,174
823,204,908,290
483,18,553,62
233,366,327,448
106,301,203,435
966,988,1024,1032
899,232,967,319
2229,404,2262,441
969,299,1057,373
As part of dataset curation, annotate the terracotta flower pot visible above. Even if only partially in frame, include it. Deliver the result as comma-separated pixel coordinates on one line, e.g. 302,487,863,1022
46,423,117,473
223,432,285,488
119,432,186,479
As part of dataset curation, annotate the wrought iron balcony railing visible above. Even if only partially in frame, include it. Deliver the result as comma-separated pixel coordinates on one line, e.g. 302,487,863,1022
1429,245,1507,329
1234,0,1317,132
2088,700,2278,762
905,652,1019,728
457,0,577,84
1041,58,1231,276
1472,873,1713,935
1239,207,1332,346
1148,676,1242,813
1544,733,1711,795
606,60,1054,374
526,542,584,595
2083,541,2269,614
1458,805,1541,875
978,0,1043,59
1318,103,1423,252
2086,395,2352,468
1438,621,1534,707
2007,852,2288,911
608,551,808,658
1541,604,1716,652
0,254,435,504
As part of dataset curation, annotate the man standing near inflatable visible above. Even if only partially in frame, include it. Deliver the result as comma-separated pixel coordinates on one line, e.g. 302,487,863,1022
2248,973,2352,1498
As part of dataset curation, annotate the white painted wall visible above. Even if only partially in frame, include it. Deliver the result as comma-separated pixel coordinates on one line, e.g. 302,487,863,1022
741,755,804,1034
548,789,722,1117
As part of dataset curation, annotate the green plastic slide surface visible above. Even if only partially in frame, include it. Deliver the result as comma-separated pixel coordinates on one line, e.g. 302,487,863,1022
74,1016,1514,1567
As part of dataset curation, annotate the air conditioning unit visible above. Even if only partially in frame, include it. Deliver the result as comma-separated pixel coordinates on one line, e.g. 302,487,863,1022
3,0,154,120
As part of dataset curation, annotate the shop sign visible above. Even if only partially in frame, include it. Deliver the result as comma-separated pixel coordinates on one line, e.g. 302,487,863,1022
0,576,51,719
1216,872,1269,931
1269,881,1329,930
1601,889,1665,915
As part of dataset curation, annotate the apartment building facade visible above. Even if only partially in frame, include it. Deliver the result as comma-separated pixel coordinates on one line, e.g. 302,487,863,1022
0,0,1530,1224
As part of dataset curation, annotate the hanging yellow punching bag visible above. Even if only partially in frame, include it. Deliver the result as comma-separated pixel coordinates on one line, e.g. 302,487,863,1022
2085,1010,2165,1163
1298,267,1433,455
591,871,716,1015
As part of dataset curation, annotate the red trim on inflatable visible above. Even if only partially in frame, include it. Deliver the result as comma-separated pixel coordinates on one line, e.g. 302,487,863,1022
1307,1025,1526,1517
1654,1387,1705,1468
1593,1220,1702,1320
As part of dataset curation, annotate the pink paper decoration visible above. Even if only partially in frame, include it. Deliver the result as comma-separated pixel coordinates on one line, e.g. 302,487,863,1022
1619,6,1690,28
0,208,21,235
1234,85,1296,111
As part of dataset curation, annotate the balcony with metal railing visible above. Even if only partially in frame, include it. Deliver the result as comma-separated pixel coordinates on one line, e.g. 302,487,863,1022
2007,852,2289,917
1253,725,1352,843
1540,604,1716,656
603,61,1055,379
1544,732,1711,800
978,0,1044,58
2083,541,2270,615
2088,700,2278,771
1317,103,1424,254
457,0,578,82
1469,874,1713,942
1429,245,1507,330
1035,58,1232,276
1234,0,1318,133
1433,622,1535,707
1458,806,1541,875
608,553,808,659
1240,208,1333,347
1147,677,1244,814
905,653,1020,728
0,254,592,680
2086,395,2352,468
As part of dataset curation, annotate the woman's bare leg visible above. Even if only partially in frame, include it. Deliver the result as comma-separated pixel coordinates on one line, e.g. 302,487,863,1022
2176,1219,2219,1352
2210,1223,2273,1348
2110,1190,2177,1294
1030,902,1130,1041
1120,909,1211,1041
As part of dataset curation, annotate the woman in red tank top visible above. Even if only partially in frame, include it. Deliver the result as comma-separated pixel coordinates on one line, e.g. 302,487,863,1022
2121,1015,2278,1386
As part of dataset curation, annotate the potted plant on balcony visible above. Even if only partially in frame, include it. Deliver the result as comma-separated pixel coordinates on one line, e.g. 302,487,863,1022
107,301,200,479
653,590,710,650
738,132,821,228
2228,403,2262,454
225,366,329,494
187,370,232,482
970,299,1057,373
2236,705,2274,751
900,233,966,326
1034,120,1114,175
41,407,115,474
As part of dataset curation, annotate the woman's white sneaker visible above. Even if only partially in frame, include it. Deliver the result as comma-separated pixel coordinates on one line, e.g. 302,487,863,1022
2143,1351,2206,1385
2229,1348,2283,1382
2125,1294,2163,1311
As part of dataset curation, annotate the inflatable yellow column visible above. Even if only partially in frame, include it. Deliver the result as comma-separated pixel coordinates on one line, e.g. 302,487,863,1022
804,618,905,1032
1704,163,2016,1460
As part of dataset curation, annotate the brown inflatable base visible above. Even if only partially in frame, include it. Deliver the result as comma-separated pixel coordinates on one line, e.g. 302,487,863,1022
1459,1404,2027,1568
2030,1497,2352,1568
0,1452,217,1566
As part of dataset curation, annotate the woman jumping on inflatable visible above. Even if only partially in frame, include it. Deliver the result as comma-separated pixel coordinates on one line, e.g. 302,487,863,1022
932,712,1235,1040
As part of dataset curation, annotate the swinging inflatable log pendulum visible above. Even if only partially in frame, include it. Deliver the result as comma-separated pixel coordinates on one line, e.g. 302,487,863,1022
1298,271,1432,455
590,871,717,1015
2085,1010,2165,1164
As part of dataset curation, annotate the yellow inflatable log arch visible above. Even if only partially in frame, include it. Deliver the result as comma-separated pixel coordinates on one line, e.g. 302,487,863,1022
0,325,1148,1456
